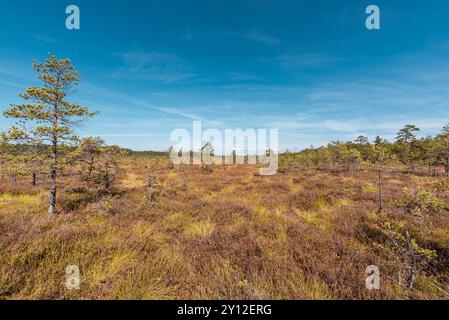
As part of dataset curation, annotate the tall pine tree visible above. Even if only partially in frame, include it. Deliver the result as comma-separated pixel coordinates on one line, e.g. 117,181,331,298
3,53,98,214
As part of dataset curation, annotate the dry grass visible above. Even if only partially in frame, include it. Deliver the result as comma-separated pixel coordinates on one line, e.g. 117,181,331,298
0,158,448,300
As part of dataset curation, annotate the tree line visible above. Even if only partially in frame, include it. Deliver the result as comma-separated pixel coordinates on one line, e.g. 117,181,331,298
281,124,449,177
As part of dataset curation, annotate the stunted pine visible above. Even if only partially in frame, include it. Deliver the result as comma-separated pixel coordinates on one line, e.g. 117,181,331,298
94,145,124,192
440,124,449,177
76,137,105,179
145,159,160,203
0,133,8,181
396,125,421,172
378,222,437,289
3,53,98,215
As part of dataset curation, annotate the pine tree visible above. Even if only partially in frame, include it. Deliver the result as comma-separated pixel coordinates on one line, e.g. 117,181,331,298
370,143,393,212
94,145,124,192
0,133,8,182
76,137,105,179
396,125,420,171
396,124,420,144
3,53,98,214
440,124,449,177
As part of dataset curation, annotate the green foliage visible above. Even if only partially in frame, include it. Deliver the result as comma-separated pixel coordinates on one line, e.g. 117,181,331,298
277,124,449,177
432,179,449,197
396,124,420,144
76,137,105,179
395,187,449,218
362,183,377,194
92,145,125,192
2,53,98,214
3,54,97,145
377,221,437,289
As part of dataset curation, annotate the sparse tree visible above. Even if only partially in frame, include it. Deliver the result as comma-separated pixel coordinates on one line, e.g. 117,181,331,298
94,145,124,192
3,53,98,214
396,125,421,172
0,133,9,182
354,135,370,161
18,144,47,186
347,148,362,175
379,222,437,289
76,137,105,179
145,159,160,203
396,125,420,144
421,136,443,177
370,143,393,213
439,124,449,177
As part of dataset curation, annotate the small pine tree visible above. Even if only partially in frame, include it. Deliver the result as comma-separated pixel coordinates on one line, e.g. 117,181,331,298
370,143,393,213
396,125,421,171
378,222,437,289
439,124,449,177
0,133,9,182
3,53,98,214
145,159,160,203
94,145,124,192
76,137,105,179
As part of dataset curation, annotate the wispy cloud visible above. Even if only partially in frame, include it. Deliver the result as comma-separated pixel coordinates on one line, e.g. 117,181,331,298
225,72,262,81
30,34,57,44
277,52,341,68
228,30,281,46
113,52,196,83
127,98,203,121
0,67,36,82
78,82,222,126
0,79,25,89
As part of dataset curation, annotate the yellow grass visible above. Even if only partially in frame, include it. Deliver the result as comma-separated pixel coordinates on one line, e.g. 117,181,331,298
1,159,448,300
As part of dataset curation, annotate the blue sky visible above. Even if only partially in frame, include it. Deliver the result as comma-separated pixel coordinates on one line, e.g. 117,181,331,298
1,0,449,151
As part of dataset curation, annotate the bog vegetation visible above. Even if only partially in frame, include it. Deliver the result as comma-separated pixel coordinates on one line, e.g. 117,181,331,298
0,55,448,299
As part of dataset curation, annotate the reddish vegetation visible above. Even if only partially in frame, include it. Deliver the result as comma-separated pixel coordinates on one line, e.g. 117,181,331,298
0,158,448,299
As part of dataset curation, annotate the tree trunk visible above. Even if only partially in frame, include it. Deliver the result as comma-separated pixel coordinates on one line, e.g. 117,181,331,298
446,151,449,177
48,104,58,215
378,168,383,213
104,162,110,191
0,159,4,181
407,269,416,289
88,157,94,178
48,160,57,215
